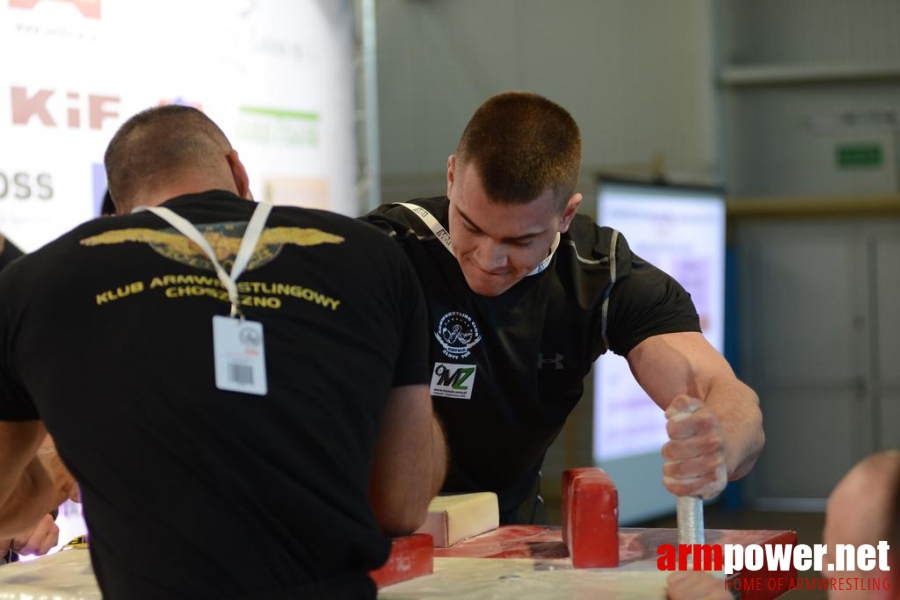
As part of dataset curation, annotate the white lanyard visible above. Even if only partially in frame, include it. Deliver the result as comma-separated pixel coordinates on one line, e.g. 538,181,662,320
396,202,560,276
135,201,273,317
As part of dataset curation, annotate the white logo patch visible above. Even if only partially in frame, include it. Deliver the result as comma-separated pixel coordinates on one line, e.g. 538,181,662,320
434,311,482,359
430,362,477,399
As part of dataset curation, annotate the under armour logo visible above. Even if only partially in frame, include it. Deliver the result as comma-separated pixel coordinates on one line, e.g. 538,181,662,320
537,352,564,370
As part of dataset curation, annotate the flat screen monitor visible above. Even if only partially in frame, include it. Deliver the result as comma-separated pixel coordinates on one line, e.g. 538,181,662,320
594,178,725,524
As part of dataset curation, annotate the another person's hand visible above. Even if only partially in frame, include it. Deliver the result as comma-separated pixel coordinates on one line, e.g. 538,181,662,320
1,513,59,557
662,394,728,499
667,571,731,600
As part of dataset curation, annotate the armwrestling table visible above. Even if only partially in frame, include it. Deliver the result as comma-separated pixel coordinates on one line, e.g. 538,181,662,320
0,527,796,599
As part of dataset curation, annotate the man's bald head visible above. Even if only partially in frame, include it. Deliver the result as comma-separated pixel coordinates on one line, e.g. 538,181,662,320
104,105,240,213
826,451,900,547
823,450,900,598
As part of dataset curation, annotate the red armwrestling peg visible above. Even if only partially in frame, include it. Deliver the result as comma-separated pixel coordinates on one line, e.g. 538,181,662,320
561,467,619,568
369,533,434,588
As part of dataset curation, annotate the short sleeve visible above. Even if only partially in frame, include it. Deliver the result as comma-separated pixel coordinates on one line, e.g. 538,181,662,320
0,234,24,273
388,245,431,388
603,248,702,358
359,205,400,237
0,265,40,421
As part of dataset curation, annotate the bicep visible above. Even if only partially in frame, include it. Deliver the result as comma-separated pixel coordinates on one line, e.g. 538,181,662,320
625,331,736,410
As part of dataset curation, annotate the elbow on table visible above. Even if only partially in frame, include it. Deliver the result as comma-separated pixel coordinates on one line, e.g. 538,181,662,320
373,499,429,537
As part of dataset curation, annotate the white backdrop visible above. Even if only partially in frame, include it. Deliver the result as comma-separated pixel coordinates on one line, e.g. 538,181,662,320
0,0,357,252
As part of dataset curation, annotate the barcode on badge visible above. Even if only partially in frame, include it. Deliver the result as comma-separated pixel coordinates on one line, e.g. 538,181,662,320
227,363,254,385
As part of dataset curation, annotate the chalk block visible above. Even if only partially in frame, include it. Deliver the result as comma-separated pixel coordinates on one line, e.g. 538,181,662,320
561,467,619,568
414,492,500,548
369,533,434,588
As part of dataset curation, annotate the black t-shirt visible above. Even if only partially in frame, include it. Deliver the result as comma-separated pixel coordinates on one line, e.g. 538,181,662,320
0,234,23,272
363,197,700,517
0,191,430,599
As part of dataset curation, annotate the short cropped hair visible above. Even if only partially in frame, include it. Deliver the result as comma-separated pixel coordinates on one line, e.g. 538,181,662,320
104,105,232,212
455,91,581,209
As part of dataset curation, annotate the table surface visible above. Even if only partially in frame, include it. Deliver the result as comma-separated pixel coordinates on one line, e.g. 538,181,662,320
384,527,796,599
0,527,797,599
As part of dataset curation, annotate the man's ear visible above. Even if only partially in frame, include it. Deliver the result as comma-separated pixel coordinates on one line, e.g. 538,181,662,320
446,155,456,198
558,193,582,233
226,149,251,199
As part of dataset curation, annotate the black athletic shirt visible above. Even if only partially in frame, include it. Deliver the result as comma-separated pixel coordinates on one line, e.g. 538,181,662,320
0,191,430,599
363,197,700,518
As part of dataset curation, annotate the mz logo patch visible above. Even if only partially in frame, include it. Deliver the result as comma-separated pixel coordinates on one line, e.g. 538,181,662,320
430,362,477,399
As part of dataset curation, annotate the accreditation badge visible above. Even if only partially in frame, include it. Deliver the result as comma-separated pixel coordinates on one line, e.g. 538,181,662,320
212,316,268,396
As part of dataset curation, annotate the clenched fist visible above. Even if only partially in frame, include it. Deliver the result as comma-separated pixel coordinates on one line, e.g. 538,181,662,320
662,394,727,499
1,513,59,557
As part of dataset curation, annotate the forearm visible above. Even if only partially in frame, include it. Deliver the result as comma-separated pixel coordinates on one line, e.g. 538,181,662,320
430,416,448,497
383,416,445,533
705,378,764,480
369,385,444,535
0,458,57,539
370,446,435,535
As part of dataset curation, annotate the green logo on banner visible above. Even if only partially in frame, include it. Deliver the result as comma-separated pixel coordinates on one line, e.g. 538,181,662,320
836,144,883,169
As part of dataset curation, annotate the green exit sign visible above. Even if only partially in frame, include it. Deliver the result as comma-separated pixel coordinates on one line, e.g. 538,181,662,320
836,144,883,168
